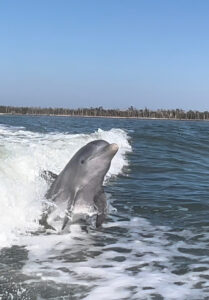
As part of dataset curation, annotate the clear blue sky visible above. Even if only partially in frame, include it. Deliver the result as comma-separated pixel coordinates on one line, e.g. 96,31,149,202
0,0,209,110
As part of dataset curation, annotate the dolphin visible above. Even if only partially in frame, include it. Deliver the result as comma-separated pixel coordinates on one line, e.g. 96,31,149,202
40,140,119,230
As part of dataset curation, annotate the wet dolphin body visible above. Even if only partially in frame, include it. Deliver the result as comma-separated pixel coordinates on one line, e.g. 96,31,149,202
40,140,119,230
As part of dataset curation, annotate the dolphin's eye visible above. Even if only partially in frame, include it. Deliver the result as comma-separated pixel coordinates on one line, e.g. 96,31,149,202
81,160,85,164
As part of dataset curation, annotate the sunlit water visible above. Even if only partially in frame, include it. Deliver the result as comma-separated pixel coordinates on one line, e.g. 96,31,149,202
0,115,209,300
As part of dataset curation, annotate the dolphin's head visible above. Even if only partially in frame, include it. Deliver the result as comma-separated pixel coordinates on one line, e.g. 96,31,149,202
70,140,119,187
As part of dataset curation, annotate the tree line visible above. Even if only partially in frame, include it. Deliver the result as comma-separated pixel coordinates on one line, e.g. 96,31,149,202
0,105,209,120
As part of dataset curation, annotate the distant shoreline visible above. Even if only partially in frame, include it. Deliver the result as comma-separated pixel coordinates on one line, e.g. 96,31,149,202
0,112,209,122
1,106,209,121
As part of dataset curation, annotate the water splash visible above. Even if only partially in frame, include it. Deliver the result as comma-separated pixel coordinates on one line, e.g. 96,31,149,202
0,125,131,248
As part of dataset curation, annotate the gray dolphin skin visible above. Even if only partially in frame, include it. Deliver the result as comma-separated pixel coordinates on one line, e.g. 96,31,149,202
41,140,119,230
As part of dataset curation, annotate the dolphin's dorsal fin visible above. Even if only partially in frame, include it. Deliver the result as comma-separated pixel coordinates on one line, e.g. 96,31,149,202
41,170,58,182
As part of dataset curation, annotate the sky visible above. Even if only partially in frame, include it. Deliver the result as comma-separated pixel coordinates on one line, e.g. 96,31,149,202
0,0,209,111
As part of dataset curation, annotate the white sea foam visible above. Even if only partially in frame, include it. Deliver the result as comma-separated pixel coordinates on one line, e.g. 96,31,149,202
0,125,131,248
1,124,209,299
19,217,208,300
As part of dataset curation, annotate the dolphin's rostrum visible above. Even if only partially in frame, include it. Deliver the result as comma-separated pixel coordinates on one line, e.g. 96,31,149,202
40,140,119,230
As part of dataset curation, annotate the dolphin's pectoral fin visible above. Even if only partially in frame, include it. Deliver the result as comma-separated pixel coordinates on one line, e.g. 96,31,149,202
41,170,58,182
62,210,73,230
62,215,69,230
94,189,107,227
96,214,105,228
61,190,78,230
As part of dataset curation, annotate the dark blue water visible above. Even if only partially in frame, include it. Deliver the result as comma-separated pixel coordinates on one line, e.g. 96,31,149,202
1,115,209,300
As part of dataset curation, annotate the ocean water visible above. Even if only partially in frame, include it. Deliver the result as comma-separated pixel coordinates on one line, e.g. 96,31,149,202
0,115,209,300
